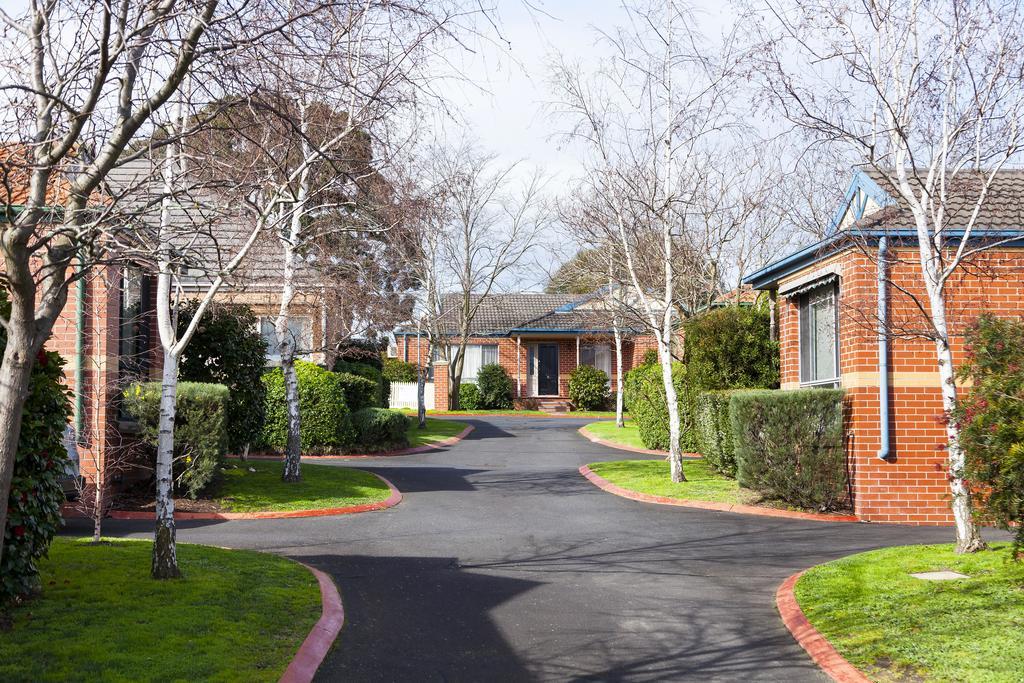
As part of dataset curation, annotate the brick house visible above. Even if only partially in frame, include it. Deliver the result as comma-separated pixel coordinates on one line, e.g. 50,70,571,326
394,292,659,411
745,167,1024,525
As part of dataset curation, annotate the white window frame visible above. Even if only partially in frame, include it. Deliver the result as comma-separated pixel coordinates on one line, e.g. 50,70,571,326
259,316,313,365
798,283,840,387
452,343,499,383
580,343,612,381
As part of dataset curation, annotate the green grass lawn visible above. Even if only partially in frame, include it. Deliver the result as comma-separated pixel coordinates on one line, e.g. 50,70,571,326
581,420,651,450
795,543,1024,682
216,461,390,512
405,417,470,448
586,459,756,505
0,537,320,682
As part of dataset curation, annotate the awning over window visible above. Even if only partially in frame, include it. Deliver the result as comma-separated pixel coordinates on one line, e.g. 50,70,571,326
779,270,840,298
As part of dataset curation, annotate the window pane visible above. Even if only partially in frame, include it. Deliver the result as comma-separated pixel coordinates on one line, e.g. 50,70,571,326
462,345,482,382
812,297,836,380
581,346,597,366
481,344,498,365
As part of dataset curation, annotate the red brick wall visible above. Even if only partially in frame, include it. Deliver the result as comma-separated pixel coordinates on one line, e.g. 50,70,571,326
776,246,1024,525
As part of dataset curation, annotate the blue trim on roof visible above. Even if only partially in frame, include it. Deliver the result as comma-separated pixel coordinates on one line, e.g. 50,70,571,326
744,228,1024,290
826,169,896,235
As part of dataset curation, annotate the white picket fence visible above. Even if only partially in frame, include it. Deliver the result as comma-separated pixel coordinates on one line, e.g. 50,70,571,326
389,381,434,410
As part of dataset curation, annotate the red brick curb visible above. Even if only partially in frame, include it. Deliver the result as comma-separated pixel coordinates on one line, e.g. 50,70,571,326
65,472,402,521
776,571,871,683
578,465,861,523
280,562,345,683
577,425,670,456
237,425,474,461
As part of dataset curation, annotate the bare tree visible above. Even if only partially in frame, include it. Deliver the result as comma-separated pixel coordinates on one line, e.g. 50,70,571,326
0,0,289,571
754,0,1024,552
426,143,547,407
549,1,742,481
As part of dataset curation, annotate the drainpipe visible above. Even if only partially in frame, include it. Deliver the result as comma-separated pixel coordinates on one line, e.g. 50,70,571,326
75,264,86,444
877,236,890,460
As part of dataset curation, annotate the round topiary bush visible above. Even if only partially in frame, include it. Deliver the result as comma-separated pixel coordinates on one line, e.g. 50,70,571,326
459,383,481,410
476,363,513,409
568,365,609,411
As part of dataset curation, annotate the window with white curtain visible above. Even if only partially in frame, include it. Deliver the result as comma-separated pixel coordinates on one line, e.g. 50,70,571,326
580,344,612,379
798,283,839,386
457,344,499,382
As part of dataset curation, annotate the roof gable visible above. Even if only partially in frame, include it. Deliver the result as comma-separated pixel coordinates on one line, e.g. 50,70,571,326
829,168,896,234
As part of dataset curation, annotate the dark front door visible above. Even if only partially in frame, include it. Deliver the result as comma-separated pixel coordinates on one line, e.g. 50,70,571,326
537,343,559,395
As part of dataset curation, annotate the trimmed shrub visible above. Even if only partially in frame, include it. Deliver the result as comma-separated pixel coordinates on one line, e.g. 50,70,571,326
626,361,698,452
382,357,419,382
351,408,409,450
333,359,388,408
0,342,71,604
335,372,378,413
477,363,514,410
694,390,742,477
123,381,230,499
642,349,659,366
730,389,848,511
954,315,1024,554
459,383,481,410
683,303,779,391
568,365,610,411
177,301,267,454
261,361,354,452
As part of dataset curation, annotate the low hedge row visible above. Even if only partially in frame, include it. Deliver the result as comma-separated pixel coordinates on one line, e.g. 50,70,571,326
693,390,741,477
352,408,409,450
622,361,698,452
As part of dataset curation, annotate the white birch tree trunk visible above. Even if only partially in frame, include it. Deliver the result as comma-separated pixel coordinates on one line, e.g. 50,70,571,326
614,325,624,428
278,202,304,483
152,346,181,579
0,325,36,566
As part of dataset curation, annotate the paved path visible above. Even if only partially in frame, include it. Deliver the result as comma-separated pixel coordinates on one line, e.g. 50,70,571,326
69,417,957,682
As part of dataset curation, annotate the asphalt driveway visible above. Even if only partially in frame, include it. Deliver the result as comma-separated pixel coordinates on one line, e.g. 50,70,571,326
68,417,958,682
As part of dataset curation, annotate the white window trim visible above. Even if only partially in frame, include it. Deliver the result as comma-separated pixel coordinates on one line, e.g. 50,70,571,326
797,284,841,388
260,316,313,365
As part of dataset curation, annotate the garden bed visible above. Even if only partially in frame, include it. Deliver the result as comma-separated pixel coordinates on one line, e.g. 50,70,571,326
792,543,1024,682
116,462,392,514
0,537,321,682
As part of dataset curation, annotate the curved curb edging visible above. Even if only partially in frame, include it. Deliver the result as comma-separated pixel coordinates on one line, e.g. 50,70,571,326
237,424,475,460
67,472,402,521
577,425,670,456
280,562,345,683
776,570,871,683
578,465,861,523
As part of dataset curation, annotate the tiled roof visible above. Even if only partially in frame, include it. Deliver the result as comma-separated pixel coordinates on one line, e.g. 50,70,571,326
407,292,645,336
861,167,1024,230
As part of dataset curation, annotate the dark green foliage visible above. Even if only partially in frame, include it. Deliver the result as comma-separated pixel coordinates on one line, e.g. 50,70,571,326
568,365,610,411
382,357,418,382
683,304,779,391
334,340,385,370
459,383,481,410
333,359,388,408
694,390,742,477
955,315,1024,554
177,302,267,454
334,372,378,412
625,362,698,452
642,349,659,366
730,389,848,511
0,336,71,604
476,363,514,410
351,408,410,450
261,361,354,453
122,381,230,499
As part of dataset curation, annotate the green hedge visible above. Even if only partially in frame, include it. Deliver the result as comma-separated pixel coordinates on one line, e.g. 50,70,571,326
569,365,609,411
261,361,354,453
333,359,388,408
477,363,513,409
177,302,267,454
625,361,698,452
694,390,742,477
335,372,378,413
459,383,481,410
0,338,71,604
730,389,848,511
382,357,419,382
351,408,409,450
123,381,230,499
682,303,779,390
